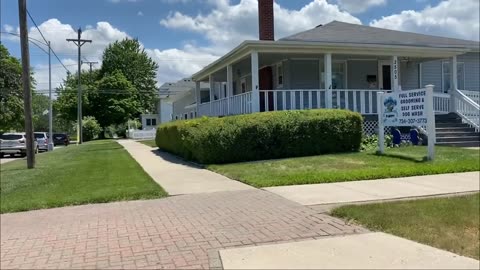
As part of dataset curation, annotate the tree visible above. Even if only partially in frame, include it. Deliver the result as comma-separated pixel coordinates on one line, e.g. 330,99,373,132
54,70,99,123
90,70,141,129
0,44,24,131
74,116,101,142
100,38,159,114
32,93,49,131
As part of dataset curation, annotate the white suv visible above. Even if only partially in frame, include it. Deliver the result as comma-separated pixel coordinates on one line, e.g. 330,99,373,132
0,133,38,158
34,132,49,152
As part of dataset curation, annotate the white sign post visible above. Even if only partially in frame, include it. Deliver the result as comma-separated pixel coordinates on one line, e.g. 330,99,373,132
377,85,436,160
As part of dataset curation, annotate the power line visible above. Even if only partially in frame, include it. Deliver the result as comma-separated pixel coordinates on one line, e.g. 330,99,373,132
26,9,70,74
26,9,48,44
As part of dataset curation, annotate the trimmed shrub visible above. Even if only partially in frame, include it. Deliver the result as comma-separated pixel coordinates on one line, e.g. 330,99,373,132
156,109,363,164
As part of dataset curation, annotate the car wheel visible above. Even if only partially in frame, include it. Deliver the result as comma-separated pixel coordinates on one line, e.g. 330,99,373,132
0,153,4,158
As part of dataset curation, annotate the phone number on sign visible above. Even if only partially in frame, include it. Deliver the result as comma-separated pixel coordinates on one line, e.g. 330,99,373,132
399,118,427,125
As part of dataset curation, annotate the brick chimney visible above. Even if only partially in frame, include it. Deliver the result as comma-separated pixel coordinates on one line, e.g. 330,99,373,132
258,0,274,41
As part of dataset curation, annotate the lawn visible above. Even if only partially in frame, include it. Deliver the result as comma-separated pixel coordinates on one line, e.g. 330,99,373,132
138,140,157,148
208,146,480,187
0,140,167,213
331,193,480,260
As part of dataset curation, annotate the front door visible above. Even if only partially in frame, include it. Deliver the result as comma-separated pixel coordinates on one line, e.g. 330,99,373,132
378,60,392,90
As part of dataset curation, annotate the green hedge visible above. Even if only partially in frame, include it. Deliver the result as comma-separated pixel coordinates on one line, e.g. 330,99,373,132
156,109,363,164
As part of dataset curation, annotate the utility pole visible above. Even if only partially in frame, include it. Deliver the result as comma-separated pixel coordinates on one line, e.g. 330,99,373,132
67,28,91,144
81,60,98,73
48,41,54,151
18,0,35,168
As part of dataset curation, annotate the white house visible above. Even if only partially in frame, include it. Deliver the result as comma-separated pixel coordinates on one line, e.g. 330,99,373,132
166,0,480,146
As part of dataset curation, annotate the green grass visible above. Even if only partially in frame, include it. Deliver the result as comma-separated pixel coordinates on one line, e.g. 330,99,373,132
331,194,480,260
0,140,167,213
208,146,480,187
138,140,157,148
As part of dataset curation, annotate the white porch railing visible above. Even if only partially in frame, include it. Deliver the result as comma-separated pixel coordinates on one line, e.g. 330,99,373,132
260,90,327,111
332,89,379,114
211,97,229,116
433,92,450,113
198,102,210,116
197,88,467,117
230,92,253,115
460,90,480,104
453,89,480,131
128,129,156,140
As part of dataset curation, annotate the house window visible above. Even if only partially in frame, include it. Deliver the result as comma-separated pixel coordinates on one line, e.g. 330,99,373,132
151,118,157,126
332,62,346,89
175,116,178,120
190,112,194,119
241,78,247,93
184,113,188,119
146,119,151,126
442,62,465,92
277,63,283,87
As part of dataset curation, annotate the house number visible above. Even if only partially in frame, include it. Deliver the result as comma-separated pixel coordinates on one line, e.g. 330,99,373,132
393,59,398,80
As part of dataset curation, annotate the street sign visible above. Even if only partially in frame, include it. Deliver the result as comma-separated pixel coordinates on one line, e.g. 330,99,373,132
377,85,436,160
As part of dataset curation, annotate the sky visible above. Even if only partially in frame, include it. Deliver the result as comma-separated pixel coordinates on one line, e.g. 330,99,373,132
1,0,479,91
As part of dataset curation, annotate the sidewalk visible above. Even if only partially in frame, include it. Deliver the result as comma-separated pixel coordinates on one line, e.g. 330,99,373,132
117,140,253,195
264,172,480,207
220,232,480,269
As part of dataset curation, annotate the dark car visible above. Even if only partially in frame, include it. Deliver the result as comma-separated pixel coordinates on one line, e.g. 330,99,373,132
52,133,70,146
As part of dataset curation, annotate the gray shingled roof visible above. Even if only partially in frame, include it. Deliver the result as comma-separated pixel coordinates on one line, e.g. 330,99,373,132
280,21,479,49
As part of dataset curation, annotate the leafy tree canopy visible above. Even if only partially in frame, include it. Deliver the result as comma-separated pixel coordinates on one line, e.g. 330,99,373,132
100,38,159,113
0,44,24,131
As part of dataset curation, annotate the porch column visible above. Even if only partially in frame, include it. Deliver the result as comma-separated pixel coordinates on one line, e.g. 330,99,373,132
209,75,214,116
251,51,260,112
449,55,458,112
227,65,233,115
324,53,332,108
450,55,458,91
195,81,200,117
392,56,399,91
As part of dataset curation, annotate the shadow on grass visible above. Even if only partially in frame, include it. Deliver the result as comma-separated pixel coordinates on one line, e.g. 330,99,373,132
372,152,428,163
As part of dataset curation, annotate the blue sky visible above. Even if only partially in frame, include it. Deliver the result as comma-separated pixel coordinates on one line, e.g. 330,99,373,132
1,0,478,88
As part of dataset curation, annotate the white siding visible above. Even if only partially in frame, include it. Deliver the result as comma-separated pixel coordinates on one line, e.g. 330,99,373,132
400,61,420,90
347,60,377,89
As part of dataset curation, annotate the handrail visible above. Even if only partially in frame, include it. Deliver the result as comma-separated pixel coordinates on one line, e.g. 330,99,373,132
453,89,479,131
454,89,480,109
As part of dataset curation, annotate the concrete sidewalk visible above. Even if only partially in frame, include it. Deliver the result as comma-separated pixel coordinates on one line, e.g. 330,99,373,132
118,140,253,195
264,172,480,206
220,232,480,269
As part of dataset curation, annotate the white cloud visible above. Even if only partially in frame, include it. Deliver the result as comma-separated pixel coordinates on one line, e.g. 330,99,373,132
160,0,361,54
337,0,386,14
370,0,480,41
2,19,130,88
137,11,144,16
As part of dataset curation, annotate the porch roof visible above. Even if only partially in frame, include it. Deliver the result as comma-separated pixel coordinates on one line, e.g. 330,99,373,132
282,21,480,50
192,21,478,81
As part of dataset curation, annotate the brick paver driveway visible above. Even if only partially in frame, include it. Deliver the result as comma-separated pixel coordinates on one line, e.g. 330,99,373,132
1,190,366,269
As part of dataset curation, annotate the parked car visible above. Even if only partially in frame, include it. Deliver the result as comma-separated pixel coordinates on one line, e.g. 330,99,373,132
0,133,38,158
34,132,49,152
52,133,70,146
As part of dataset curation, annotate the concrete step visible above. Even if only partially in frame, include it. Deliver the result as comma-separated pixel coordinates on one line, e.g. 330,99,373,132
436,136,480,143
435,122,471,128
436,131,480,138
436,141,480,147
436,127,477,133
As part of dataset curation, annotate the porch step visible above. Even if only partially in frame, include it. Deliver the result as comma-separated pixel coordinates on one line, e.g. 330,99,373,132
436,141,480,147
436,135,480,143
436,131,480,138
436,127,477,133
434,113,479,147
